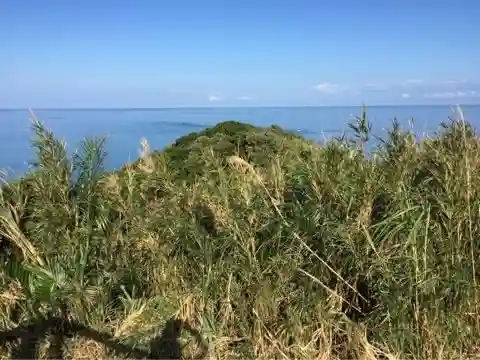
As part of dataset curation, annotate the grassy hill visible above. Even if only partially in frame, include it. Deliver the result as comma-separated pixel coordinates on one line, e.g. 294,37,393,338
1,108,480,359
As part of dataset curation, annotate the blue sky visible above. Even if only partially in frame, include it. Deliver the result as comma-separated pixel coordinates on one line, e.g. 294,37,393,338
1,0,479,108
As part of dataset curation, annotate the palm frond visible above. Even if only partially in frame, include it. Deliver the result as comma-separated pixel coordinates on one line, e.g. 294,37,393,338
71,136,108,189
28,109,71,177
70,136,109,222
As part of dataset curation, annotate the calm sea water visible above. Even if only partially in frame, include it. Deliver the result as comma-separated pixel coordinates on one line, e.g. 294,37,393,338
1,105,479,178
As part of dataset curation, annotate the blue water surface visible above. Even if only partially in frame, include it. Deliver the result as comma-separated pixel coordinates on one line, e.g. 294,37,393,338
1,105,479,178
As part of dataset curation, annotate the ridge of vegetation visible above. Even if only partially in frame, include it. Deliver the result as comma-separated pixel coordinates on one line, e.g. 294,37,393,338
1,107,480,359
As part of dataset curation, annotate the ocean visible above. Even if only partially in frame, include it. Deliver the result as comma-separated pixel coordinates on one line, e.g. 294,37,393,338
1,105,479,178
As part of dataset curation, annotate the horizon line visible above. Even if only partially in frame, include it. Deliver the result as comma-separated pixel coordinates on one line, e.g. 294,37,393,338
1,103,479,111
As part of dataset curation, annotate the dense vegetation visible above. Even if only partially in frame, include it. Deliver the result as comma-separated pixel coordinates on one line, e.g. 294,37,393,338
1,107,480,359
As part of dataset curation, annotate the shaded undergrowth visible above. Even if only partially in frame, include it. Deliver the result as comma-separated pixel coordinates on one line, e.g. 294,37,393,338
0,314,207,359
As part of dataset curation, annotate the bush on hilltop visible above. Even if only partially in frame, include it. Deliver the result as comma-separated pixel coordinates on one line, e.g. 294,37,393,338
147,120,314,182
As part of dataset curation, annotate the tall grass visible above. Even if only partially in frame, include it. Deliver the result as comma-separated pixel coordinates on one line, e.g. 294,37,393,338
1,107,480,359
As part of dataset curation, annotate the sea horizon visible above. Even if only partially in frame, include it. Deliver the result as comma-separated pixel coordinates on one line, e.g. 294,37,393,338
1,103,480,111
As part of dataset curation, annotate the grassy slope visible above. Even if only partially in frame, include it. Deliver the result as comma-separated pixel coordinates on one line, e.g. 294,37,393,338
1,109,480,359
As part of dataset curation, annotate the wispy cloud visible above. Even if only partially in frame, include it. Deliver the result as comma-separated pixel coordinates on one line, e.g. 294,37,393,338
444,80,472,85
310,78,479,102
208,94,222,102
423,90,478,99
314,82,341,94
238,96,251,101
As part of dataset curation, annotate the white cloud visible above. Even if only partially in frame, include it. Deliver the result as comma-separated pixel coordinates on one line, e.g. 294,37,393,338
314,82,340,94
238,96,250,100
310,79,479,102
208,94,222,102
423,90,478,99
